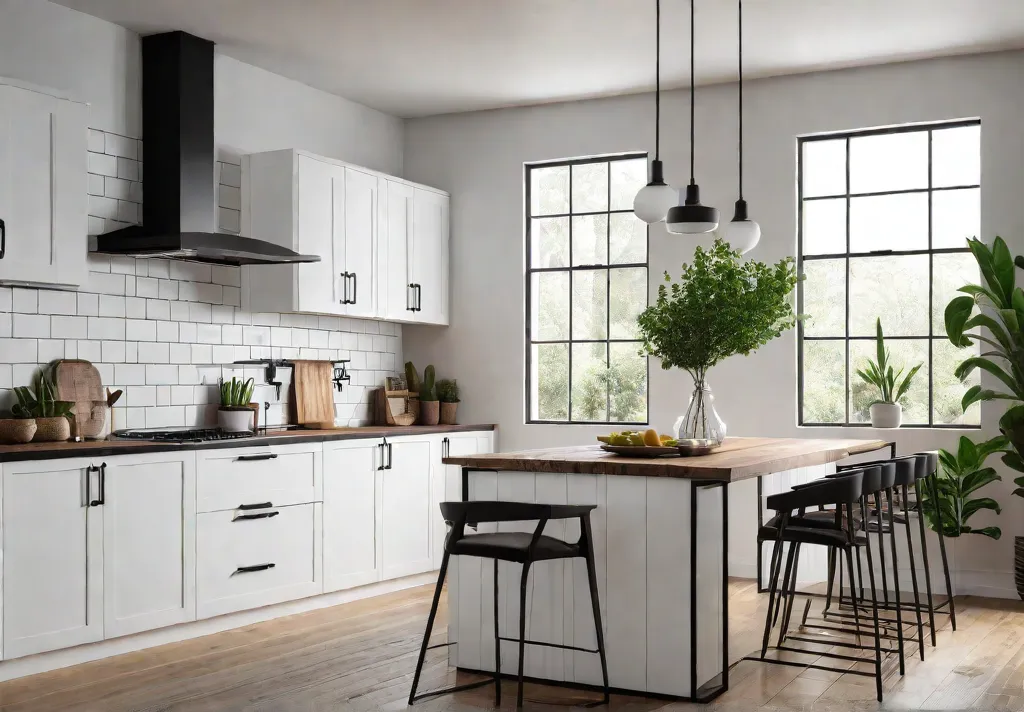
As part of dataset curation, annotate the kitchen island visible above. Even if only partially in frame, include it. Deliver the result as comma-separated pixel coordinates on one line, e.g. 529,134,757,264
442,436,889,702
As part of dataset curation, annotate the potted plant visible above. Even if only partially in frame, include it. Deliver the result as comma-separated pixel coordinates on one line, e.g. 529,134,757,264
418,365,440,426
218,377,256,432
636,238,800,445
438,379,460,425
920,435,1005,540
11,371,74,442
405,361,422,422
856,318,923,428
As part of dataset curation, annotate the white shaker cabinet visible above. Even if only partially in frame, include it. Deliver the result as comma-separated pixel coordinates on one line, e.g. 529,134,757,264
381,438,434,579
103,453,197,638
410,188,449,325
2,458,103,659
0,80,88,288
339,168,381,318
381,180,416,320
322,440,382,592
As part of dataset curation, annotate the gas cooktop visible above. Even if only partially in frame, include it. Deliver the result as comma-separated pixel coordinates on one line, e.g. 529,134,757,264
110,427,255,443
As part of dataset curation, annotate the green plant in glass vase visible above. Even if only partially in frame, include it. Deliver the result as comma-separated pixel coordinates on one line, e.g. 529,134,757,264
636,238,800,444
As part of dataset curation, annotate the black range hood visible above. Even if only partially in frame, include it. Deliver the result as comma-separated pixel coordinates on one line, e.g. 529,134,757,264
93,31,319,266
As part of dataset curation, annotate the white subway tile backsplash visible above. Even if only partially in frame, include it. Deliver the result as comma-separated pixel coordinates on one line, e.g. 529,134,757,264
125,340,139,363
64,340,77,358
104,176,132,200
270,326,291,347
125,276,137,298
0,313,9,338
116,156,139,181
77,293,99,316
77,340,102,362
211,345,235,363
158,280,179,301
136,277,159,298
146,365,178,386
38,339,65,362
127,386,156,407
196,324,221,345
115,364,146,385
105,133,138,159
126,297,147,319
222,324,242,345
126,319,156,341
170,301,190,322
14,314,49,338
89,152,118,177
212,305,234,324
178,322,198,343
157,321,178,343
169,343,190,364
212,265,241,287
88,129,106,153
138,341,169,364
99,295,126,318
196,283,223,305
13,288,38,314
147,299,170,321
101,340,126,363
219,162,242,188
190,344,212,364
189,303,213,323
38,291,77,316
86,272,126,296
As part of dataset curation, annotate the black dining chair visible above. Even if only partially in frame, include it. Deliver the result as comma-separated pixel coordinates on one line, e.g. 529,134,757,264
408,500,610,709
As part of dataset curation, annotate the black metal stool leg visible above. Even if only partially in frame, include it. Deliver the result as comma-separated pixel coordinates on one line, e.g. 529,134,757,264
824,547,837,612
774,543,797,629
583,518,611,705
493,559,501,705
517,561,533,709
862,525,884,702
915,479,937,645
929,473,957,630
761,537,786,658
778,543,802,649
409,551,451,705
885,488,905,675
874,492,889,607
844,546,863,644
902,483,925,660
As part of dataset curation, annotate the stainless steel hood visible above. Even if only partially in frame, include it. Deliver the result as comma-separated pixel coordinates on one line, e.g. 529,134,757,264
92,31,319,267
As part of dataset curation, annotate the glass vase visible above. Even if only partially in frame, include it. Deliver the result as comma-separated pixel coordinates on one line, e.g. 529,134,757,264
674,381,727,445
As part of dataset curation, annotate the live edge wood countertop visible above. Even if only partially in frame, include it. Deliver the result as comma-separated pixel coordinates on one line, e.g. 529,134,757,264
443,436,889,483
0,424,496,463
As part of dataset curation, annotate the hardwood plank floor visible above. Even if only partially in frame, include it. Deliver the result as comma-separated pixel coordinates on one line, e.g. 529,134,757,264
2,580,1023,711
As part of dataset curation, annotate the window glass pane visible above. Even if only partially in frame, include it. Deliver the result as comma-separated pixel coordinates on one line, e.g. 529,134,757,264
802,199,846,255
610,213,647,264
572,162,608,213
850,193,928,252
849,339,928,424
933,338,980,425
571,342,608,421
849,255,929,336
530,272,569,340
932,124,980,188
609,268,646,339
932,188,980,249
572,270,608,340
850,131,928,193
572,215,608,266
802,340,845,423
802,259,845,337
530,217,569,268
932,253,980,331
610,158,647,211
802,139,846,198
609,342,647,423
531,165,569,215
532,343,569,421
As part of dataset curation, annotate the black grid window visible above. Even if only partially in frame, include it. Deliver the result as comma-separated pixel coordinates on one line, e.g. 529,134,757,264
525,154,650,424
798,120,982,428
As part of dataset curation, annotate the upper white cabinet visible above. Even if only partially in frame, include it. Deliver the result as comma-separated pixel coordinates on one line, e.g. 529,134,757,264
0,80,88,288
241,149,448,325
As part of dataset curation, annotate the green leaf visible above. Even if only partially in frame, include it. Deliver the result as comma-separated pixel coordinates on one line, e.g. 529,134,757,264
971,526,1003,540
961,467,1000,496
955,357,1021,397
963,313,1014,351
961,385,1021,411
1004,453,1024,473
957,436,978,468
945,295,976,347
876,318,885,373
961,497,1001,521
959,284,1004,305
969,238,1008,308
894,363,922,403
992,236,1015,304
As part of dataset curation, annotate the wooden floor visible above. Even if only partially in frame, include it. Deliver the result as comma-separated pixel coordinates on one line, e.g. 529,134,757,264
1,580,1023,711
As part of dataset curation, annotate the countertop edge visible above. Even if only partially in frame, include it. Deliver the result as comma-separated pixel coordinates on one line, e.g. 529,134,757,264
0,424,496,463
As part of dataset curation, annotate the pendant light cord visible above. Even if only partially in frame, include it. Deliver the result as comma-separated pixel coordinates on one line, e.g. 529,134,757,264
738,0,744,200
689,0,695,186
655,0,661,160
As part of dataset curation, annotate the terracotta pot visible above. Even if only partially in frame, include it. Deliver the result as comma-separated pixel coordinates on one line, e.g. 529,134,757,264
33,416,71,442
419,400,440,426
0,418,37,444
218,407,254,433
1015,537,1024,601
439,401,459,425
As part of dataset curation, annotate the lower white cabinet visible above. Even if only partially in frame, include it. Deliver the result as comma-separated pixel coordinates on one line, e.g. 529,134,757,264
431,432,495,568
323,440,381,592
381,438,434,579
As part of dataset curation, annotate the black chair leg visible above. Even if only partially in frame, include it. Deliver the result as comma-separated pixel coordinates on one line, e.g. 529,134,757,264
409,551,451,705
778,543,802,648
824,547,837,612
493,559,501,705
874,492,889,607
583,518,611,705
902,484,925,660
929,473,957,631
844,546,863,645
855,544,865,603
861,526,884,702
517,561,532,709
886,488,905,675
774,543,797,629
915,479,937,645
761,537,786,658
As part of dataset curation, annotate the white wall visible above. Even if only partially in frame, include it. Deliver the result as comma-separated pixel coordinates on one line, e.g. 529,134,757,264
402,50,1024,596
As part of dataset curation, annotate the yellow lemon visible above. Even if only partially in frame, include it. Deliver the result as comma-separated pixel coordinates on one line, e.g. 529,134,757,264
643,429,662,447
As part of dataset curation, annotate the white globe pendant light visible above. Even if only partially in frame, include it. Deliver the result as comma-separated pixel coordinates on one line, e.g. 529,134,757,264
721,0,761,254
633,0,675,224
666,0,719,235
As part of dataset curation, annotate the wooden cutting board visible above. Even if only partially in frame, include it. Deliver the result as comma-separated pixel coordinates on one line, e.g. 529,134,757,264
292,361,335,426
54,360,107,438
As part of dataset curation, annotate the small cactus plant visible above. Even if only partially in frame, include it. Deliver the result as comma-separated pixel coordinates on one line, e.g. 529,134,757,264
404,362,421,394
437,379,460,403
419,365,437,402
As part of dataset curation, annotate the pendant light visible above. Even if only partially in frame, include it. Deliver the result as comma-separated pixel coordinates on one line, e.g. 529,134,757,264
633,0,675,223
721,0,761,254
666,0,719,235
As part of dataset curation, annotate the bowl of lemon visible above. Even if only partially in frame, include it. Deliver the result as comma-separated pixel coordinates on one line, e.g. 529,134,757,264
597,429,680,458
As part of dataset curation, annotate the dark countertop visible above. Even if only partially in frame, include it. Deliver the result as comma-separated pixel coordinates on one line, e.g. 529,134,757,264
0,424,496,463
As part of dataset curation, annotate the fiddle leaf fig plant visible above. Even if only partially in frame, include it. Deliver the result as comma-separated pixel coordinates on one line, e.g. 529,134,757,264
920,435,1007,539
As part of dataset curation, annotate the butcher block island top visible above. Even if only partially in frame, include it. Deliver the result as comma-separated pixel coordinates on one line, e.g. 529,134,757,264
443,436,889,482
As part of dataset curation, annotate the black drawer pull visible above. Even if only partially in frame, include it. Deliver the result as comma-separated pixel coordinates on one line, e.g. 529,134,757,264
238,501,273,510
233,511,280,522
236,454,278,462
233,563,276,575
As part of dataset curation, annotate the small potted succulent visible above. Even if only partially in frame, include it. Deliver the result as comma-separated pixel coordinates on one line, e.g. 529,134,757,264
11,371,74,442
418,365,440,426
437,379,460,425
218,377,256,432
856,318,922,428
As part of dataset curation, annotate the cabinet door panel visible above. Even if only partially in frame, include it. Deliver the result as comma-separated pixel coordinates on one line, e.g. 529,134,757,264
297,154,344,314
323,442,381,591
382,439,433,579
3,462,102,658
384,180,415,320
103,455,196,638
412,189,448,325
343,168,378,318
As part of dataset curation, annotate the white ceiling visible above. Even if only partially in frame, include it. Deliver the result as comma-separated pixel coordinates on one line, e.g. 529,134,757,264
54,0,1024,118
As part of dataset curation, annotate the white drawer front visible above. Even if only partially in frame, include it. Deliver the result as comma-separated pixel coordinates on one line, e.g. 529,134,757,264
197,445,320,513
196,503,322,619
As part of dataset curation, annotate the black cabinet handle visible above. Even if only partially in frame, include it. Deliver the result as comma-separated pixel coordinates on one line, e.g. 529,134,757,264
85,464,97,507
442,437,449,459
340,272,350,304
387,442,393,470
233,511,280,522
349,272,357,304
233,563,276,575
0,218,6,260
377,442,385,471
236,454,277,462
238,501,274,510
415,284,423,312
90,462,106,506
407,283,416,312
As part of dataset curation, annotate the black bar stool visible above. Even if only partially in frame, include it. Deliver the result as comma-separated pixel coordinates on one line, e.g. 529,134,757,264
914,451,956,632
408,500,610,709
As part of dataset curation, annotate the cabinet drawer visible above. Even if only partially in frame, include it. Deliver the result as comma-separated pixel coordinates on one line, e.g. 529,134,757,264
196,503,322,619
197,445,320,512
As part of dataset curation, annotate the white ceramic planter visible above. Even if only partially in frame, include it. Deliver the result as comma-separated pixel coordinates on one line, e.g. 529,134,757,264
869,402,902,428
218,407,254,433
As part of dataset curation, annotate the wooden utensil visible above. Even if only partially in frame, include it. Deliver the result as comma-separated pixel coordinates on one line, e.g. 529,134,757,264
54,360,107,439
292,361,335,426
